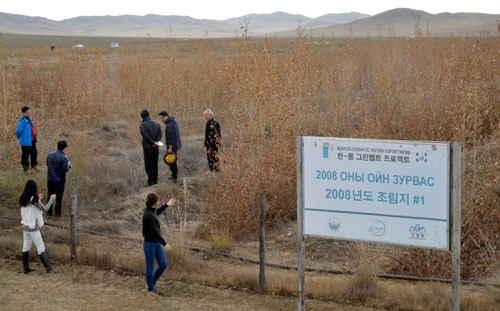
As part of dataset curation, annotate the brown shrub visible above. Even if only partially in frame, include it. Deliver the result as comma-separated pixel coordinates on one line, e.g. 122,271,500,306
77,246,114,270
79,221,122,235
207,230,234,253
346,264,380,303
1,35,498,280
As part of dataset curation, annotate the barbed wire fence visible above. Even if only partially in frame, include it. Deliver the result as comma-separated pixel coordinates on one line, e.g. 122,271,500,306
1,187,499,288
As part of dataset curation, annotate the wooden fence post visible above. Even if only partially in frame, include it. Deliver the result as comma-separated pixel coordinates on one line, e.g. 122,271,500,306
259,194,267,294
70,178,77,262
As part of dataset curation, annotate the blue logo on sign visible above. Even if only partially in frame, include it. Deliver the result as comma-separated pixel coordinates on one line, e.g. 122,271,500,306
328,217,341,231
323,142,329,158
368,220,386,236
409,224,427,240
415,152,428,163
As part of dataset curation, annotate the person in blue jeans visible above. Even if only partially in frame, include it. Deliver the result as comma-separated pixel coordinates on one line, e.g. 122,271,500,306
142,192,176,297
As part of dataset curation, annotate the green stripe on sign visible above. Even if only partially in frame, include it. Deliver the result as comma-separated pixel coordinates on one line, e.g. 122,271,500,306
304,208,447,222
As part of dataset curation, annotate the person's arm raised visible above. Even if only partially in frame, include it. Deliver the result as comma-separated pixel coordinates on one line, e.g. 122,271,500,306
156,198,176,215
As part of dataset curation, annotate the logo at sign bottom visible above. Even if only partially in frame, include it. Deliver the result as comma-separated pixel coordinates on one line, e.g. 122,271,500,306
368,220,386,237
327,217,341,232
409,224,427,240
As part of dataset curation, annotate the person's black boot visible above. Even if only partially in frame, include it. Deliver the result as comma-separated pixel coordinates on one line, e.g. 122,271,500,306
22,251,35,274
38,252,58,273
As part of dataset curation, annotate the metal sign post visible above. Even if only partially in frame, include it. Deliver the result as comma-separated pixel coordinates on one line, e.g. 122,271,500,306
451,142,461,311
297,136,305,311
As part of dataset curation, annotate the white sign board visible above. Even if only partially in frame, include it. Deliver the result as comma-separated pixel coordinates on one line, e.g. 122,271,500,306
302,137,450,250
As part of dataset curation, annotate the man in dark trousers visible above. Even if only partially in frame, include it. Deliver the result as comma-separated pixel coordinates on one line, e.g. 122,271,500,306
203,109,222,172
15,106,38,171
46,140,71,217
159,111,182,182
140,110,162,187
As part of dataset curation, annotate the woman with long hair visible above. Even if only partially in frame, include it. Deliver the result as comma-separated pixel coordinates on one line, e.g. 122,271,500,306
19,179,57,273
142,192,176,297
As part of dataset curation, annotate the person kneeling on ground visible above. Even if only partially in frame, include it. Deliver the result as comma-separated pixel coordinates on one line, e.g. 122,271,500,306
19,180,57,274
142,193,176,297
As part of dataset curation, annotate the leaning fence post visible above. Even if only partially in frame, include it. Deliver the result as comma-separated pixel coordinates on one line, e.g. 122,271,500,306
70,177,77,262
259,194,267,294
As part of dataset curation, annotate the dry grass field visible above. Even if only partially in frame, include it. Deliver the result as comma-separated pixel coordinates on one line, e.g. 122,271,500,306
0,32,499,310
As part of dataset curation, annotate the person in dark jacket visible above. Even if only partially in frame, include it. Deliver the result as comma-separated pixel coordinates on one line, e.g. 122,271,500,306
142,193,176,297
46,141,71,217
15,106,38,171
203,109,222,172
140,110,162,187
159,111,182,181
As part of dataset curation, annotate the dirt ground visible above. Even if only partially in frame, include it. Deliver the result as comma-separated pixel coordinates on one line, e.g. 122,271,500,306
1,129,498,311
0,259,376,311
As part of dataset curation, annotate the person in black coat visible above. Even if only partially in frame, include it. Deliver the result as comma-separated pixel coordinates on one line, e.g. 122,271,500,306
203,109,222,172
159,111,182,181
142,193,176,297
46,140,71,217
139,110,162,187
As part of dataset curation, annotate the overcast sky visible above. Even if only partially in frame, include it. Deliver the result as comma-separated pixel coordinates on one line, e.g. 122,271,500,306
2,1,499,21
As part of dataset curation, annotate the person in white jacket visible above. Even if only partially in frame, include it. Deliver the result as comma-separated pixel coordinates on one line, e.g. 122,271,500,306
19,180,57,274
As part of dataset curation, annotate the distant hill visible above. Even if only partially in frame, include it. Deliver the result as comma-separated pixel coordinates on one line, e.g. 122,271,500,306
0,12,74,35
0,11,367,38
225,11,311,34
0,9,498,38
305,12,371,28
278,8,499,37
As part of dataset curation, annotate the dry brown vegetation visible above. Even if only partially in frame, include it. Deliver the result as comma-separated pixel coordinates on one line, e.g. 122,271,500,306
1,32,499,293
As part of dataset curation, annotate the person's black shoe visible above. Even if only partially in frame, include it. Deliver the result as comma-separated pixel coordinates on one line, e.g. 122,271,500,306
168,177,177,183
